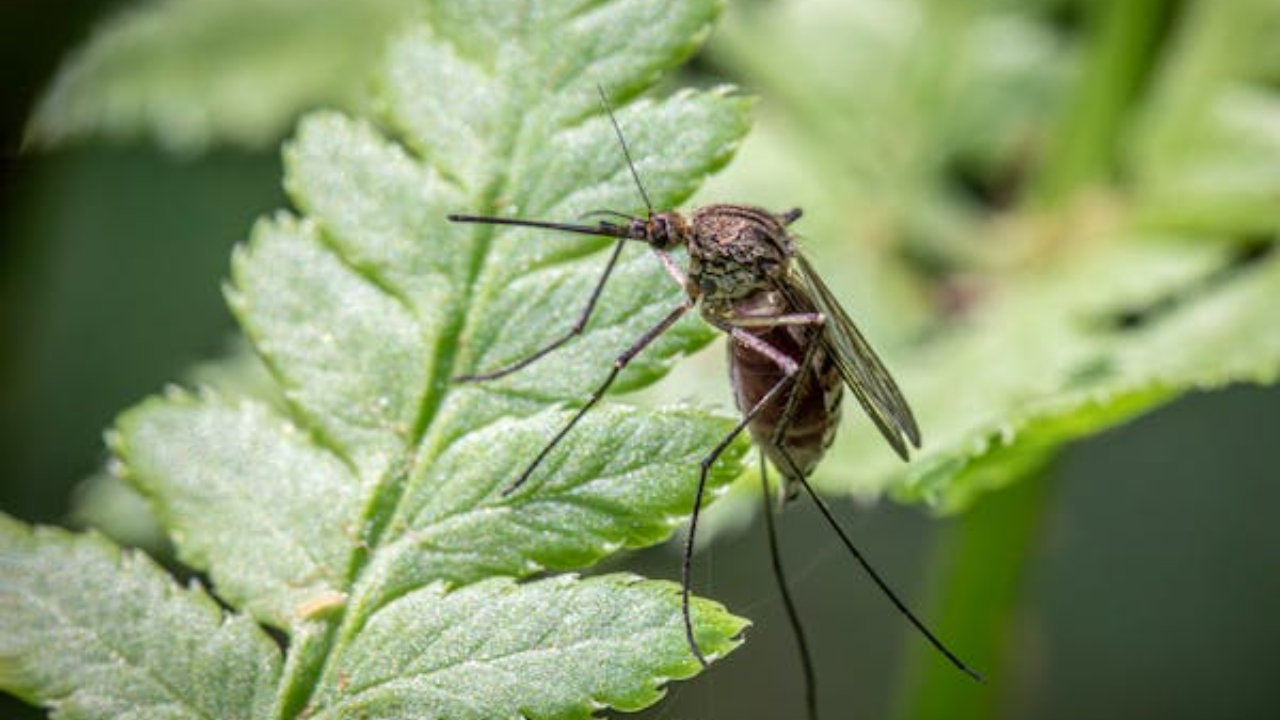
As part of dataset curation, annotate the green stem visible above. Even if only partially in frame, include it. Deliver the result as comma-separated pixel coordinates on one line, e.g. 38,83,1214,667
1034,0,1170,203
889,462,1053,720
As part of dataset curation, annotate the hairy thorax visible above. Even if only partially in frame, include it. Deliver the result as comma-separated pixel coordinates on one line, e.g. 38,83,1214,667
687,204,795,309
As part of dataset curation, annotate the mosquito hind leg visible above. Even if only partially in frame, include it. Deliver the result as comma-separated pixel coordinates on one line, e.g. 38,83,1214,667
770,443,984,683
759,456,819,720
762,325,824,502
752,332,823,720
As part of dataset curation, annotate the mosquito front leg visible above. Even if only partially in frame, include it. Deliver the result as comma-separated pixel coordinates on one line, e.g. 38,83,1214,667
653,248,698,298
455,238,630,382
503,300,692,496
456,244,694,382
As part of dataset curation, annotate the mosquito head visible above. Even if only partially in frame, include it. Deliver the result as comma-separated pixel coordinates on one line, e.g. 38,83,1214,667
645,211,689,251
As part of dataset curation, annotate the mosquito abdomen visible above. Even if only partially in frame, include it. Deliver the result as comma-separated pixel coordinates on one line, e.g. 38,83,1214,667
728,311,843,487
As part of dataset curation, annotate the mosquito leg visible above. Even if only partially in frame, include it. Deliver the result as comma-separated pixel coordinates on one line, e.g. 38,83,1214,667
762,326,824,502
750,336,839,720
772,445,984,683
767,326,823,471
653,248,694,295
503,301,692,496
759,455,819,720
682,327,802,666
455,237,629,382
780,207,803,225
725,312,824,329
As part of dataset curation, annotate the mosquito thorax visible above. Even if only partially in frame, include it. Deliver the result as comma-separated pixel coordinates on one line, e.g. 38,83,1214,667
686,203,796,300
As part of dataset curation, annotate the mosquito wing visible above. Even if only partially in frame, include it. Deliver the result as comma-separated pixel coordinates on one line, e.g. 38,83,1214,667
783,253,922,460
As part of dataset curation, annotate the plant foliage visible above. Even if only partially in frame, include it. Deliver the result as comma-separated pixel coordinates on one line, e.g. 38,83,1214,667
708,0,1280,512
26,0,421,152
4,0,754,718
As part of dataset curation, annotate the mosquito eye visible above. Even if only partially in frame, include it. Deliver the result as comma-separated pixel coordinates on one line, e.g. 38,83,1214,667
649,217,673,248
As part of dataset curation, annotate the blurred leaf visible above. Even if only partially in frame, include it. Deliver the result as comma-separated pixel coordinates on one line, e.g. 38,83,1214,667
706,0,1073,341
69,340,277,554
183,338,284,404
68,469,169,553
0,514,282,720
704,0,1280,513
717,0,1069,188
10,0,753,718
833,229,1280,512
1132,87,1280,236
1129,0,1280,236
26,0,421,153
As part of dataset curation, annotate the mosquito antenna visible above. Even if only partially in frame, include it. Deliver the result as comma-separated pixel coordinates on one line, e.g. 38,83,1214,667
760,457,819,720
789,467,984,683
597,85,654,215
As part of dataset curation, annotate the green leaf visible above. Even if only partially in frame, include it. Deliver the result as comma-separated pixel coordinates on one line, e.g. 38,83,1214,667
85,0,750,717
703,0,1280,514
68,341,279,555
705,0,1073,341
26,0,421,153
68,469,169,554
829,234,1280,512
113,393,361,629
309,575,744,720
1128,0,1280,236
0,513,282,720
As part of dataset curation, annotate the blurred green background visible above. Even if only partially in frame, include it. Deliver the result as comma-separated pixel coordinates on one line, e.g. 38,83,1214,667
2,1,1278,719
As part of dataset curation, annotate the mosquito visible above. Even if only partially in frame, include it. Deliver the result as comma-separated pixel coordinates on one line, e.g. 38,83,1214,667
448,90,981,718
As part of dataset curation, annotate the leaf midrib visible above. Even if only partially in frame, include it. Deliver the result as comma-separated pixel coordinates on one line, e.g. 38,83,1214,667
292,43,550,717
